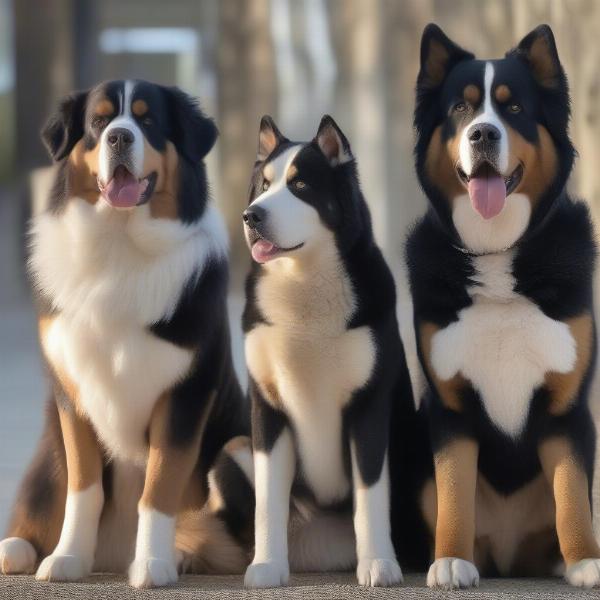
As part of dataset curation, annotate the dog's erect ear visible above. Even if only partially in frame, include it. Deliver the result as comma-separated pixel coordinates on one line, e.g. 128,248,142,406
315,115,352,167
257,115,287,162
162,86,218,163
41,91,89,161
513,25,562,89
418,24,474,90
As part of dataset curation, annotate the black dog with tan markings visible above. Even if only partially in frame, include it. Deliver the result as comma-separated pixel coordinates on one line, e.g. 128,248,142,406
407,24,599,588
0,80,249,588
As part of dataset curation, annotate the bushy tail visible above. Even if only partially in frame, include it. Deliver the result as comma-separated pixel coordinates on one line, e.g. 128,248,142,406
176,435,255,574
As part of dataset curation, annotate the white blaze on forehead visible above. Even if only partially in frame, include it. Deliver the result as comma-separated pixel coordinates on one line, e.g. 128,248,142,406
249,144,324,252
459,62,509,176
99,79,145,182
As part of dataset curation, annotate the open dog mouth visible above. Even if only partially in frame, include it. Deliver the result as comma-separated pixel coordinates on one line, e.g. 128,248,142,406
98,166,157,209
457,162,523,220
247,229,304,263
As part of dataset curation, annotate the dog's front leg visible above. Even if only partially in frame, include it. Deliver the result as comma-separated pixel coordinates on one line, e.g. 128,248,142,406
245,383,295,588
36,402,104,581
426,437,480,589
350,404,403,587
539,436,600,588
129,393,209,589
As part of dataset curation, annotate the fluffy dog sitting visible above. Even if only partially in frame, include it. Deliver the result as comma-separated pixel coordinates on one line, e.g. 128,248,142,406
0,80,248,588
408,24,600,589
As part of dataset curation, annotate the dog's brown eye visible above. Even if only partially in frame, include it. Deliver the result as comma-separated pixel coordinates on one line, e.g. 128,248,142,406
507,103,522,114
454,102,467,113
294,180,306,190
262,180,270,192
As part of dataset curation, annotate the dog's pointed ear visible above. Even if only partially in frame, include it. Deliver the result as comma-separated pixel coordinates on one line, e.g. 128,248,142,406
162,86,218,163
418,23,474,90
315,115,352,167
41,90,89,161
257,115,287,162
513,25,563,89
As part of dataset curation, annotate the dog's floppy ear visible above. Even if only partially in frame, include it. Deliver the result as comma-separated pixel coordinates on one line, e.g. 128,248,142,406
315,115,352,167
41,90,88,161
257,115,287,161
163,86,218,163
513,25,563,89
418,23,474,90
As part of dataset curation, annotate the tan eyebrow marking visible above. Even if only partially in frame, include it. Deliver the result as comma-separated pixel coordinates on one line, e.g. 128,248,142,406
463,84,481,105
95,99,115,116
263,163,274,181
132,99,149,117
495,84,511,103
286,164,298,181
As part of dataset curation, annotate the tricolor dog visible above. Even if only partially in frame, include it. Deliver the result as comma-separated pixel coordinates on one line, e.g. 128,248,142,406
0,80,249,587
408,24,599,588
241,115,413,588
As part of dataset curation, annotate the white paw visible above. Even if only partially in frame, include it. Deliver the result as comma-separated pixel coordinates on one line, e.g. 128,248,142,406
0,537,37,574
356,558,403,587
566,558,600,588
36,554,89,581
427,557,479,589
244,561,289,588
128,557,178,588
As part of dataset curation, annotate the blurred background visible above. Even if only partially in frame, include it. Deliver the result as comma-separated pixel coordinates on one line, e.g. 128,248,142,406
1,0,600,536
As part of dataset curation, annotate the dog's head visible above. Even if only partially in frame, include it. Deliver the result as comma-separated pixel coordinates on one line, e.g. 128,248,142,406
414,24,573,253
244,115,366,264
42,80,217,220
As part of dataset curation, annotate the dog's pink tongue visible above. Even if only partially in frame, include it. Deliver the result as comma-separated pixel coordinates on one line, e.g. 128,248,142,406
251,240,277,263
102,166,143,208
468,174,506,220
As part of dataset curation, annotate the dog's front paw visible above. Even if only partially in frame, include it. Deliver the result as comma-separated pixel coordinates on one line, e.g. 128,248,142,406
129,557,178,588
356,558,403,587
36,554,89,581
427,557,479,589
244,561,289,588
0,537,37,574
566,559,600,588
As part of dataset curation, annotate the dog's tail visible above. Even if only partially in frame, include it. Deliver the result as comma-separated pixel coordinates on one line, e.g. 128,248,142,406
176,436,255,574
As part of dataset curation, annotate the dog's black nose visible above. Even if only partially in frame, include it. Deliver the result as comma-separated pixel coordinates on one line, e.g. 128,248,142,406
243,206,266,228
468,123,501,146
107,128,135,151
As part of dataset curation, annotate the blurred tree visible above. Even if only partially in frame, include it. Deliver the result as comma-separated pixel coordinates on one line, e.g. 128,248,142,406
15,0,76,171
217,0,277,269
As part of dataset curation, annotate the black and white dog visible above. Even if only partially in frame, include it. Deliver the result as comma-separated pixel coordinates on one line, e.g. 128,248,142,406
241,116,412,588
408,24,599,588
0,80,248,587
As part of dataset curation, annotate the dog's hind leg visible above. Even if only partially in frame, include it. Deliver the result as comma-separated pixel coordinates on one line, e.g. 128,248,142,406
0,400,67,575
176,435,254,574
288,510,356,573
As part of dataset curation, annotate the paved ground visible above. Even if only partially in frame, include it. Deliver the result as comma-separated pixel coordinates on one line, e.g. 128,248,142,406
0,188,45,533
1,573,597,600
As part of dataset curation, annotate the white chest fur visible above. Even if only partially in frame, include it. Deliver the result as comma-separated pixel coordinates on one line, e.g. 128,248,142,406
31,199,228,463
430,252,576,438
246,257,375,505
43,315,193,463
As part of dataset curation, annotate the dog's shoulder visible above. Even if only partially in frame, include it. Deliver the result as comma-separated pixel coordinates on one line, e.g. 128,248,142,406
514,196,596,319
